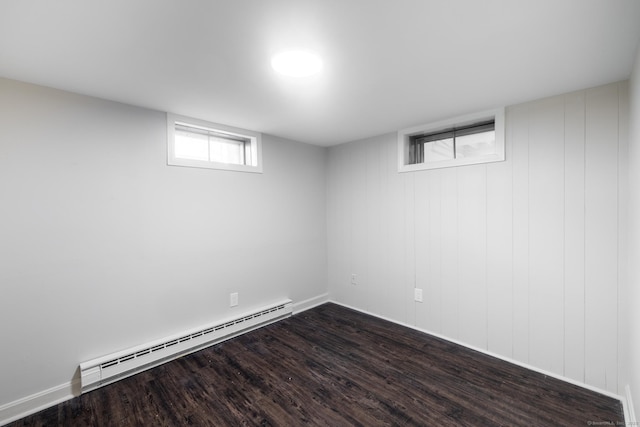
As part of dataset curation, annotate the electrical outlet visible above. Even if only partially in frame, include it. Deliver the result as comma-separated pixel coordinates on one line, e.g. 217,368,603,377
414,288,423,302
230,292,238,307
351,274,357,285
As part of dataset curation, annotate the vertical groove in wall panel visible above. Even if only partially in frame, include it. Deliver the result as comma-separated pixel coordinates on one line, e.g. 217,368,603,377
404,171,416,325
440,167,459,339
564,90,586,383
457,165,488,349
510,104,531,363
340,143,357,307
617,82,629,394
351,141,369,310
326,148,338,299
486,156,514,357
366,138,383,314
332,144,345,304
328,145,349,303
427,169,443,333
414,170,430,329
585,83,619,392
528,96,566,375
387,137,407,323
344,144,356,305
376,138,391,319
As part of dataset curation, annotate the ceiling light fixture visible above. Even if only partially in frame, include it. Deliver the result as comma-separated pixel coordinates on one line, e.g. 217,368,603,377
271,51,323,77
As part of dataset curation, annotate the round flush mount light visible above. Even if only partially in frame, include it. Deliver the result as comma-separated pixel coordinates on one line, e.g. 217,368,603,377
271,51,323,77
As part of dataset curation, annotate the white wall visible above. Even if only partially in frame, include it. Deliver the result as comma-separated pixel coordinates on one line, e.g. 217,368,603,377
626,43,640,417
327,81,628,394
0,78,327,410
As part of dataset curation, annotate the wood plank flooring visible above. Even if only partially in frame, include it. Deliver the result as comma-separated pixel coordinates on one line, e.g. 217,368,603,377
9,303,623,426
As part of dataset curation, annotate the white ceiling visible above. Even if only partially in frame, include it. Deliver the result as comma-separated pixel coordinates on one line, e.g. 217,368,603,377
1,0,639,146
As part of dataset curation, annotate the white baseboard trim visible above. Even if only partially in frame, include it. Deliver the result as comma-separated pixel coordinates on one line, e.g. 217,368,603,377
0,379,79,427
292,293,329,314
624,385,637,425
329,300,625,403
0,296,322,426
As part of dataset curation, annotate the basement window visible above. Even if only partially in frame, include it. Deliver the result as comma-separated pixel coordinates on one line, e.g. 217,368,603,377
398,109,505,172
167,113,263,173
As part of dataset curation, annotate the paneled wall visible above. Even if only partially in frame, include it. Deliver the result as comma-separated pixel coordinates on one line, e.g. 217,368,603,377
327,81,628,394
626,44,640,417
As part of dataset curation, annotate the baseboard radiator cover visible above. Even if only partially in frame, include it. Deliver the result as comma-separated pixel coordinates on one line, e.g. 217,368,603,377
79,300,292,393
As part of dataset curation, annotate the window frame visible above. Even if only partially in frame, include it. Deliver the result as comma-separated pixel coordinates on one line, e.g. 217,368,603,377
397,108,505,173
167,113,263,173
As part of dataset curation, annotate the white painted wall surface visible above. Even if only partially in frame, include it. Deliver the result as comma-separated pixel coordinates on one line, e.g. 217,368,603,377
0,78,327,409
327,82,629,394
626,44,640,419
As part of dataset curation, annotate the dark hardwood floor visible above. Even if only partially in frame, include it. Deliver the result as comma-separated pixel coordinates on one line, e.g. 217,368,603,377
9,303,623,426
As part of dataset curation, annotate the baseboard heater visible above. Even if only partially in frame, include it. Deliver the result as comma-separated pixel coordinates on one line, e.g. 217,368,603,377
79,299,292,393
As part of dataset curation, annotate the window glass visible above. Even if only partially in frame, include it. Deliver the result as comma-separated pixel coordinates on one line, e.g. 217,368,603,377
424,138,455,163
455,130,496,158
397,109,504,172
209,136,245,165
167,113,263,173
409,121,495,164
175,129,209,161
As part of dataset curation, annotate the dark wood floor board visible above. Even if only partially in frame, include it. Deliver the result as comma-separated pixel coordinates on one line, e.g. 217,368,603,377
300,305,622,425
256,326,430,425
8,303,623,426
285,309,517,425
231,332,399,426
